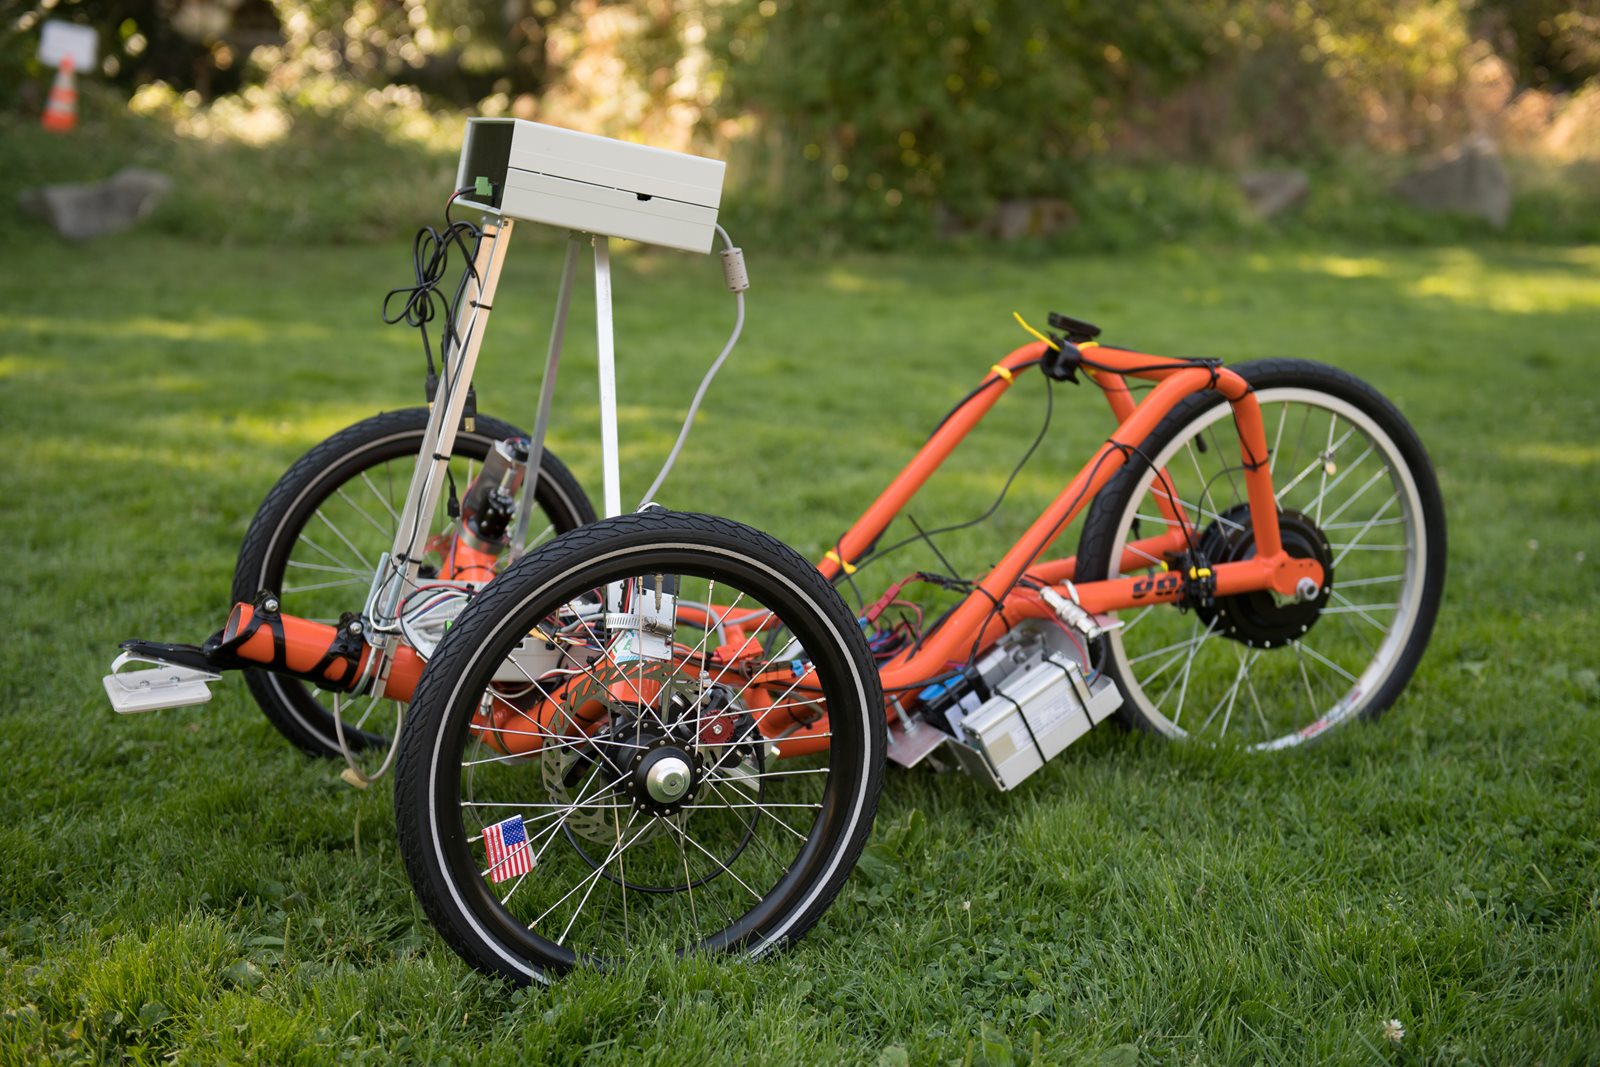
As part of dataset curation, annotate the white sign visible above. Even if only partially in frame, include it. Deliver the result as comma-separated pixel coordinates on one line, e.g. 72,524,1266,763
38,20,98,71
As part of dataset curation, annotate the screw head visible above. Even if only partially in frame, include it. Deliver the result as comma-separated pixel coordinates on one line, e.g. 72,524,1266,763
348,620,364,636
1295,577,1318,603
262,597,280,614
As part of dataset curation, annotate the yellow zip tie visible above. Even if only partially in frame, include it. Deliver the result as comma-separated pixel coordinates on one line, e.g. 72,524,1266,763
824,549,858,575
1011,311,1061,351
989,364,1014,382
1188,566,1213,579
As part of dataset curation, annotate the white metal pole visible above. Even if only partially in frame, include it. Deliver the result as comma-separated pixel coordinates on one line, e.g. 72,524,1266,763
593,235,622,519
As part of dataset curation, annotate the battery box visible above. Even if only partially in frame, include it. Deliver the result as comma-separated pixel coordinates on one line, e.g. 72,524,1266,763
453,118,725,254
949,652,1122,791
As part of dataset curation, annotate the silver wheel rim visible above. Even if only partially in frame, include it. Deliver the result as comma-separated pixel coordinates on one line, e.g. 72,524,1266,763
1103,387,1429,749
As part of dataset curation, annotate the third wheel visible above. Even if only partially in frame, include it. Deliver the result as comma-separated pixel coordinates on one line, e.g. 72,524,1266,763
1076,358,1446,748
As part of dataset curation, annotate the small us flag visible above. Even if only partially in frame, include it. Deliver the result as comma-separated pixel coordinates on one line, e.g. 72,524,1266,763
483,814,535,883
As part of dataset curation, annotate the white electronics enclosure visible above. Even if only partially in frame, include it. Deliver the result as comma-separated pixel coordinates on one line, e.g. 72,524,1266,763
454,118,725,254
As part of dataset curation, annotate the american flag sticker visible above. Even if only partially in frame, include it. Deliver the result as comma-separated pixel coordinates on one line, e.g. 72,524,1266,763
483,814,535,883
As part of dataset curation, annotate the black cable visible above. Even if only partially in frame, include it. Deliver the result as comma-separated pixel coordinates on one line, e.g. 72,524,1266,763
905,513,962,586
838,370,1056,584
959,438,1149,671
925,358,1045,441
1079,353,1222,378
376,192,491,599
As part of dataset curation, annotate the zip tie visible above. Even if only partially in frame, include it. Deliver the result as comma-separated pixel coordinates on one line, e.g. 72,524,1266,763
824,549,858,575
989,364,1014,382
1011,311,1061,351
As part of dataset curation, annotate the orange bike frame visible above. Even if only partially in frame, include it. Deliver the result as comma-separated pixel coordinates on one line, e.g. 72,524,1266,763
768,340,1326,756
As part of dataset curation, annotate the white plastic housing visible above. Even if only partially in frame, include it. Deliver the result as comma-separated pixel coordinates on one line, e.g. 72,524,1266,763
960,654,1121,791
454,118,725,254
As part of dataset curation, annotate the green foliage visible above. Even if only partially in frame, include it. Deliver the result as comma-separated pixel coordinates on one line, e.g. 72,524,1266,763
1477,0,1600,91
707,0,1218,233
2,235,1600,1063
0,79,465,246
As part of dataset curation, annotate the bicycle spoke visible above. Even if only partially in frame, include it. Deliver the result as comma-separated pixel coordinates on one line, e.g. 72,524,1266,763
1169,617,1219,725
666,820,764,903
1331,494,1404,568
1325,590,1397,633
282,576,369,594
334,486,392,540
1314,415,1338,523
286,559,369,577
1301,444,1373,521
1298,639,1359,685
358,469,402,525
312,508,375,570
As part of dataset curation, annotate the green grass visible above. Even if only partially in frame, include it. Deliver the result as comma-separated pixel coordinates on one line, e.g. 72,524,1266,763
2,233,1598,1065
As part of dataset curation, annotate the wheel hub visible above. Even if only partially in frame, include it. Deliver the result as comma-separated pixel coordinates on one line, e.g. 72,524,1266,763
1193,506,1334,649
629,738,701,816
644,754,692,803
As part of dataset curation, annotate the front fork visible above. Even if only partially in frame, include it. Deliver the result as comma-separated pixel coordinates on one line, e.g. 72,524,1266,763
363,219,516,696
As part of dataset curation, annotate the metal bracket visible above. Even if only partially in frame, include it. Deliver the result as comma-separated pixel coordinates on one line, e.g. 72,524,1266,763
884,713,948,769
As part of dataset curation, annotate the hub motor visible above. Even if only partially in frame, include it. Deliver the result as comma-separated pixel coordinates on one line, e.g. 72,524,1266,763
1192,506,1334,649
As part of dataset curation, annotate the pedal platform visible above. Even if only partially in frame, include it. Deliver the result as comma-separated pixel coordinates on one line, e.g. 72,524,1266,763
103,652,219,714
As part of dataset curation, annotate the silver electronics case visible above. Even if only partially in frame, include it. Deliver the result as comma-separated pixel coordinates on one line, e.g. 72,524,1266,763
454,118,725,253
948,651,1122,791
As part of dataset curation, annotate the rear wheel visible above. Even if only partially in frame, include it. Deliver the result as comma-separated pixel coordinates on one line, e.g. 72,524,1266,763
1076,359,1446,748
233,408,595,758
394,511,886,983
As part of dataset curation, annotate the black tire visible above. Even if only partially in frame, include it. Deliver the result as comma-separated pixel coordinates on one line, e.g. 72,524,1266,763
1076,359,1446,747
233,408,595,757
394,511,887,983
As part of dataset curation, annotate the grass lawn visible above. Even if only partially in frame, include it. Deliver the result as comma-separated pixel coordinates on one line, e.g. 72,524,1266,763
1,232,1597,1065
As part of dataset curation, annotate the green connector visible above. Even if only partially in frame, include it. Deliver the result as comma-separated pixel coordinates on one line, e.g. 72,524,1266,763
474,175,493,198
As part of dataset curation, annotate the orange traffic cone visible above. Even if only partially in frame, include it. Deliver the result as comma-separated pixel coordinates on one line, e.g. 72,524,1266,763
41,55,78,133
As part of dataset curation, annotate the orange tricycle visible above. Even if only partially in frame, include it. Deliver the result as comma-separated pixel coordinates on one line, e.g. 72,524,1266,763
105,124,1445,984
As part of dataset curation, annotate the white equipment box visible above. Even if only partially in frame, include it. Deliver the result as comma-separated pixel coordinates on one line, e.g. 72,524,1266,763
958,652,1122,791
454,118,725,254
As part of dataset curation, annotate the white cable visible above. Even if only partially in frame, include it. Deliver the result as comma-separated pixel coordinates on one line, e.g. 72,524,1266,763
333,689,403,789
636,224,746,508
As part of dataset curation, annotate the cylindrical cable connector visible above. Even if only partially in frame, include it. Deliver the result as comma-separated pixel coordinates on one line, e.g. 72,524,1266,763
721,246,750,293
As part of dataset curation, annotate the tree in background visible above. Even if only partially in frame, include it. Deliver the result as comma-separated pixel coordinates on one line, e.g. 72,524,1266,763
4,0,1596,242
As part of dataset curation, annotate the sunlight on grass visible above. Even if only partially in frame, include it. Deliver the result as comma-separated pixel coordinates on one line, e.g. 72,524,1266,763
0,313,329,344
1502,441,1600,467
824,267,910,294
1403,248,1600,313
214,408,417,449
1306,254,1390,278
0,355,49,380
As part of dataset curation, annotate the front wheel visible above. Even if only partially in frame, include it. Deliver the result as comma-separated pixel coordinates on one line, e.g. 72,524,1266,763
1076,359,1446,748
394,511,887,983
232,408,596,758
